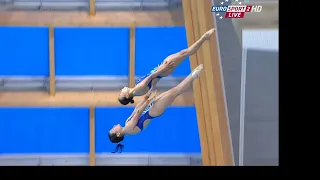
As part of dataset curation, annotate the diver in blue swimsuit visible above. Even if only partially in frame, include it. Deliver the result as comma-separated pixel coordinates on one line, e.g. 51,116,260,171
118,28,216,105
109,64,204,152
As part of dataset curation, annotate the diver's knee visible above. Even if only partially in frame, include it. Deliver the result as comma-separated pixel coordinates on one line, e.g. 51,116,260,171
179,49,188,57
170,87,179,96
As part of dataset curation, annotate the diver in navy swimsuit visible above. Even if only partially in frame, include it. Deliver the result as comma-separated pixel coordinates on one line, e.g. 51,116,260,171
109,64,204,152
118,28,216,105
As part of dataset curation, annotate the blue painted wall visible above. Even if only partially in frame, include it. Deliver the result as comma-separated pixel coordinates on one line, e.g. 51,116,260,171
0,26,198,154
54,27,130,76
0,107,199,154
135,27,191,77
0,26,190,77
95,107,200,153
0,26,49,76
0,107,89,154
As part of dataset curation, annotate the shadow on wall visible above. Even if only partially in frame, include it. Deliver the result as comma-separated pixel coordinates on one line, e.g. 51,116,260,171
0,107,200,154
0,26,190,77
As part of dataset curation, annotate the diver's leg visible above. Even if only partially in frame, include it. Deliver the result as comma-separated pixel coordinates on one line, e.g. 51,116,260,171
164,28,215,66
148,64,203,117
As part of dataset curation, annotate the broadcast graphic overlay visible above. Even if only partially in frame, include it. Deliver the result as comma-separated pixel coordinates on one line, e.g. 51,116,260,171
211,0,263,19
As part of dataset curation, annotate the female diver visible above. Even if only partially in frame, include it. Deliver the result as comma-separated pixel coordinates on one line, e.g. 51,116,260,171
109,64,204,152
118,28,215,105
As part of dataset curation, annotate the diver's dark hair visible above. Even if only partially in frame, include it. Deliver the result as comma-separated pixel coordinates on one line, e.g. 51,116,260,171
118,96,134,105
108,133,124,153
112,143,124,153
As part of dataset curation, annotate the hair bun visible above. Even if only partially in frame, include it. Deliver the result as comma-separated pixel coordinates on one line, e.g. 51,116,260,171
112,143,124,153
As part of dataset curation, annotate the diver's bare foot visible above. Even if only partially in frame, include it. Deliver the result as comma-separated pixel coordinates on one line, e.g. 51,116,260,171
192,64,204,79
203,28,215,40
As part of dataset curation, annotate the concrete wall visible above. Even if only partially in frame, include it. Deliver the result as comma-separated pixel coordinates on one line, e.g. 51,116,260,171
243,50,278,165
241,30,278,165
214,0,278,165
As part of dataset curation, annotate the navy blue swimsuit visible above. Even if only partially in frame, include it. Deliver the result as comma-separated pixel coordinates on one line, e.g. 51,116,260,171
128,63,164,131
136,102,156,131
136,63,164,89
127,102,157,131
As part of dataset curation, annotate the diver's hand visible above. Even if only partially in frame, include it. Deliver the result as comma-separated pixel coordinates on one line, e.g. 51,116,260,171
145,87,154,98
164,60,175,68
148,90,157,101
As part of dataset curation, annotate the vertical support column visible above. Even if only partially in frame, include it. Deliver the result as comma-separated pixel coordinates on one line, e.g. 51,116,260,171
49,25,56,96
89,106,96,166
89,0,96,16
182,0,211,166
129,25,136,88
190,0,217,165
196,0,233,165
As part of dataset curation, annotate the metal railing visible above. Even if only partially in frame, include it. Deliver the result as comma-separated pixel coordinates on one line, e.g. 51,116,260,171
0,0,182,11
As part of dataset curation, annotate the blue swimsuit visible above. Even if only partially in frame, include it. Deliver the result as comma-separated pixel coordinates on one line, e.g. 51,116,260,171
136,63,164,89
129,63,164,131
127,102,157,131
136,102,156,131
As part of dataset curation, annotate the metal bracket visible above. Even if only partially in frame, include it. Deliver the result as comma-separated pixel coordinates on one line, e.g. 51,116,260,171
140,0,144,10
39,0,43,11
0,78,7,87
43,77,49,91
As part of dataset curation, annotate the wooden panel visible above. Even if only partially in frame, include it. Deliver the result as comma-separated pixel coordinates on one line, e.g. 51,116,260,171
183,0,234,166
197,0,233,165
49,26,56,96
0,11,184,26
129,26,136,88
0,91,194,106
182,0,210,166
190,0,217,166
0,21,184,27
89,0,96,16
89,106,96,166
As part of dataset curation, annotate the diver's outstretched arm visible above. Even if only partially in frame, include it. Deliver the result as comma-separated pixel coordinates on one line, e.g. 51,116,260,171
138,63,172,89
134,88,154,109
126,89,156,122
125,92,156,130
125,99,147,123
